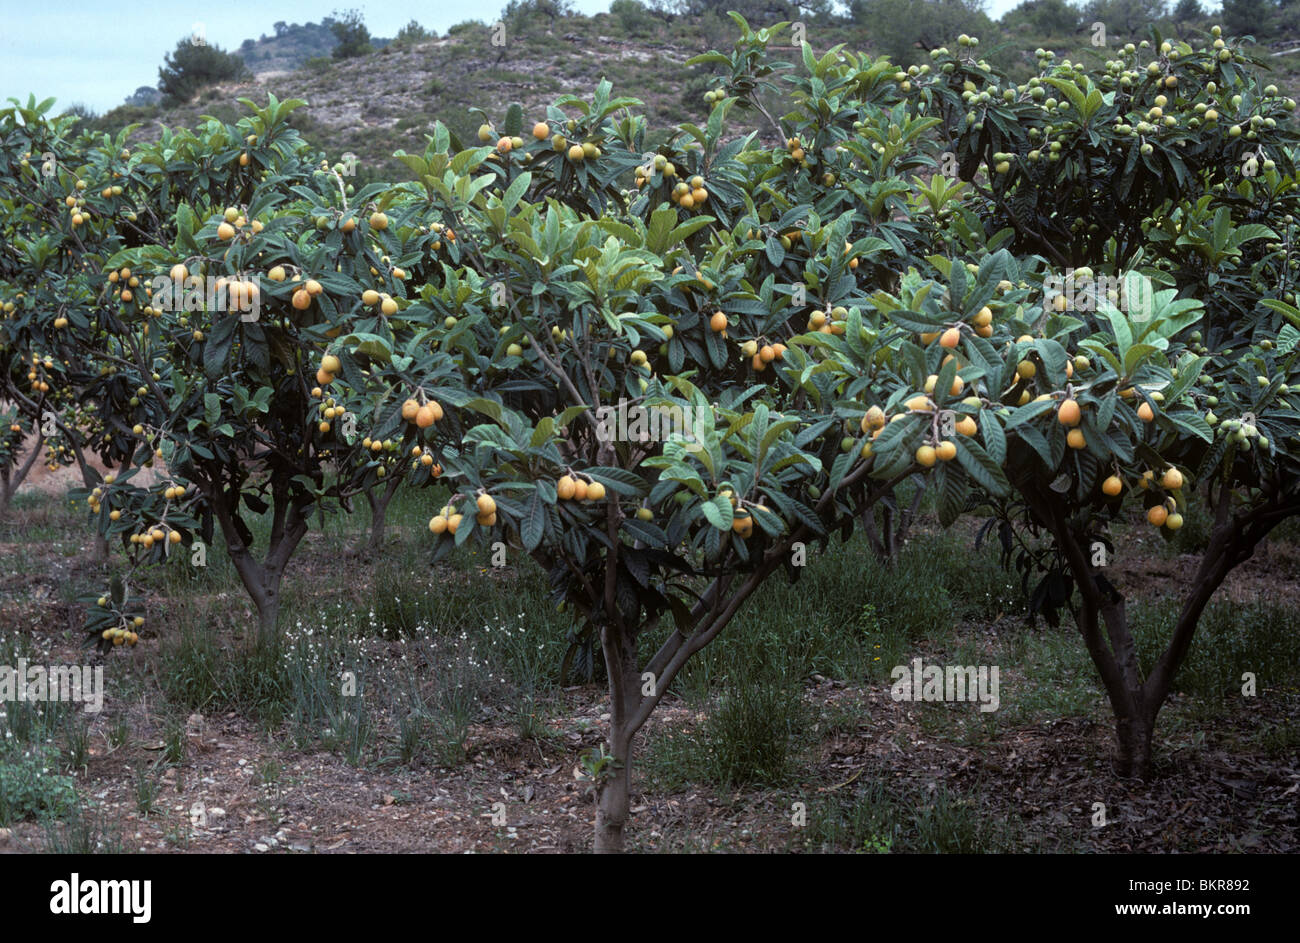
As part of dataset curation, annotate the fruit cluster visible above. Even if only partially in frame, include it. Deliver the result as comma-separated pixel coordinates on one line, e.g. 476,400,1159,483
670,175,709,211
808,305,850,336
128,525,182,548
292,277,324,311
556,474,606,502
633,154,679,190
785,136,806,166
1138,467,1187,530
314,393,346,434
400,397,445,429
101,626,139,646
427,506,459,535
739,338,787,372
409,444,443,480
215,205,265,241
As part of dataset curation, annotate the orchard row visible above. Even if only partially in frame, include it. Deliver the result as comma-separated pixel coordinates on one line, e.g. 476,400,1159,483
2,18,1298,850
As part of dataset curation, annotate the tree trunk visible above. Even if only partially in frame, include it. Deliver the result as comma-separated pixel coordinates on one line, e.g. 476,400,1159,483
895,481,923,546
594,624,639,854
225,548,278,644
1113,704,1155,780
594,723,633,854
361,473,400,554
1022,480,1264,783
863,482,922,562
209,469,309,647
1090,597,1157,779
366,492,387,553
0,430,44,517
256,572,282,644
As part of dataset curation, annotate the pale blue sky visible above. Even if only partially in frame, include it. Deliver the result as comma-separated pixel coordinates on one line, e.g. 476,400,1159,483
1,1,1201,116
1,1,618,114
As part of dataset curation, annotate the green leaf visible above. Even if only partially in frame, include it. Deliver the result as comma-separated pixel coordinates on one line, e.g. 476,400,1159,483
1004,398,1054,429
502,172,532,214
936,463,968,527
701,494,734,531
337,332,393,362
955,437,1010,495
1169,413,1213,443
1100,304,1133,360
586,466,648,496
979,410,1006,464
1044,77,1087,115
1262,298,1300,329
1123,342,1161,375
203,316,238,378
622,516,668,547
521,491,545,551
462,398,503,423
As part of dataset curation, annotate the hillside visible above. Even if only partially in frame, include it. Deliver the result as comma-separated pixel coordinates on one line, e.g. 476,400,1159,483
91,14,863,183
86,11,1300,186
233,18,395,73
235,21,341,73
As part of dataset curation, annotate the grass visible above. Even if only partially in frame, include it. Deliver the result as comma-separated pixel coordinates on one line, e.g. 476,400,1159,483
131,762,162,816
3,470,1297,850
1131,597,1300,700
799,780,1031,853
645,668,808,791
994,625,1100,726
41,799,125,854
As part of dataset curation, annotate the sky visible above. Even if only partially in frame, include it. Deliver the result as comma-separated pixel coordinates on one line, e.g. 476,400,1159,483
0,0,1201,116
0,0,611,114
